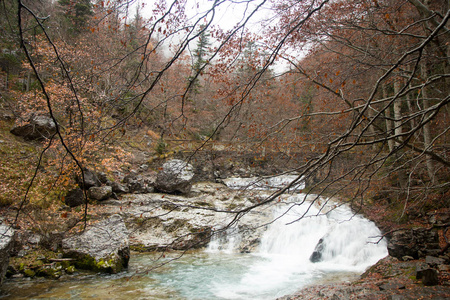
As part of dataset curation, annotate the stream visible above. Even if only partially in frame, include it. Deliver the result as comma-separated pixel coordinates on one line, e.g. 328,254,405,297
1,177,388,299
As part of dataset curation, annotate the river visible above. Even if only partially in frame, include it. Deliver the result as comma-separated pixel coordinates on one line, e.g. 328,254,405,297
0,176,388,299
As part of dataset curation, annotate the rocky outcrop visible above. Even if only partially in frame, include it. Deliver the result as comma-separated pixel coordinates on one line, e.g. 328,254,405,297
387,228,441,259
88,186,112,201
10,115,56,140
62,214,129,273
99,182,272,253
0,224,14,285
154,159,194,194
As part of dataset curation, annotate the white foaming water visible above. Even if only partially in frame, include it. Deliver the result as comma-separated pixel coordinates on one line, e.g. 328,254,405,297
207,227,242,254
207,196,388,300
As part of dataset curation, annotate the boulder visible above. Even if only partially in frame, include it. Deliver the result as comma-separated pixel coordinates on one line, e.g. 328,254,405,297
10,115,56,140
96,172,109,184
111,181,129,194
76,168,101,190
62,214,129,273
387,228,440,259
425,255,445,267
64,187,85,207
124,174,153,194
88,186,112,201
310,238,325,262
416,263,439,286
0,225,14,285
155,159,194,194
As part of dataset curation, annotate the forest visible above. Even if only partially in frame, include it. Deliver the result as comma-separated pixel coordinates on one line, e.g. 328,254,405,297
0,0,449,298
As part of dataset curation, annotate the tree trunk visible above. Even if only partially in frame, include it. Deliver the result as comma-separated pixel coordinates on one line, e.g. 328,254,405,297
393,79,403,147
421,62,435,182
383,85,395,152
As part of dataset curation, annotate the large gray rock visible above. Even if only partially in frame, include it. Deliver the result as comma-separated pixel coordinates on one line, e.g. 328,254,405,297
111,181,129,194
10,115,56,140
62,215,129,273
0,225,14,285
387,228,440,259
88,186,112,201
155,159,194,194
76,168,101,190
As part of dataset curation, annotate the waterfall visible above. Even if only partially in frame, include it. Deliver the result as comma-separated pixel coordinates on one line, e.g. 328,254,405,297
208,195,388,299
206,227,242,254
257,202,387,271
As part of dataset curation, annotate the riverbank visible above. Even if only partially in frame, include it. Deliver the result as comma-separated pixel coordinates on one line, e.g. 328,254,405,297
278,256,450,300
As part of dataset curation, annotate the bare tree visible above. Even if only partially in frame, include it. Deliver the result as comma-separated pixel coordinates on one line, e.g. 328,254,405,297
3,0,448,254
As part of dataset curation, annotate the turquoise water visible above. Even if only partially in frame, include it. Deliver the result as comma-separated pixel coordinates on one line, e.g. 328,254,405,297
0,250,359,300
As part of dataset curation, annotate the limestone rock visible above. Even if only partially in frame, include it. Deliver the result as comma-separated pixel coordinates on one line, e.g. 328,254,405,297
0,225,14,285
64,187,85,207
62,214,129,273
10,115,56,140
155,159,194,194
88,186,112,201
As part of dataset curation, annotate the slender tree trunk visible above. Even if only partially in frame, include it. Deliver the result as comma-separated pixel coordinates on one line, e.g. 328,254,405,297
367,105,377,150
5,70,8,90
421,62,435,182
393,79,403,147
383,85,395,152
26,72,31,92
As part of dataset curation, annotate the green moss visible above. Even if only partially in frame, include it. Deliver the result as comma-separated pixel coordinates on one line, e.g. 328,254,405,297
36,263,63,278
130,244,147,252
193,201,213,208
161,203,179,211
65,265,76,274
23,268,36,277
73,254,122,274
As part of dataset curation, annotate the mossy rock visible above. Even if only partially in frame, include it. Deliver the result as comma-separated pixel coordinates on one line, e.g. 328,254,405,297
65,265,76,274
36,263,63,278
70,253,126,274
23,268,36,277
